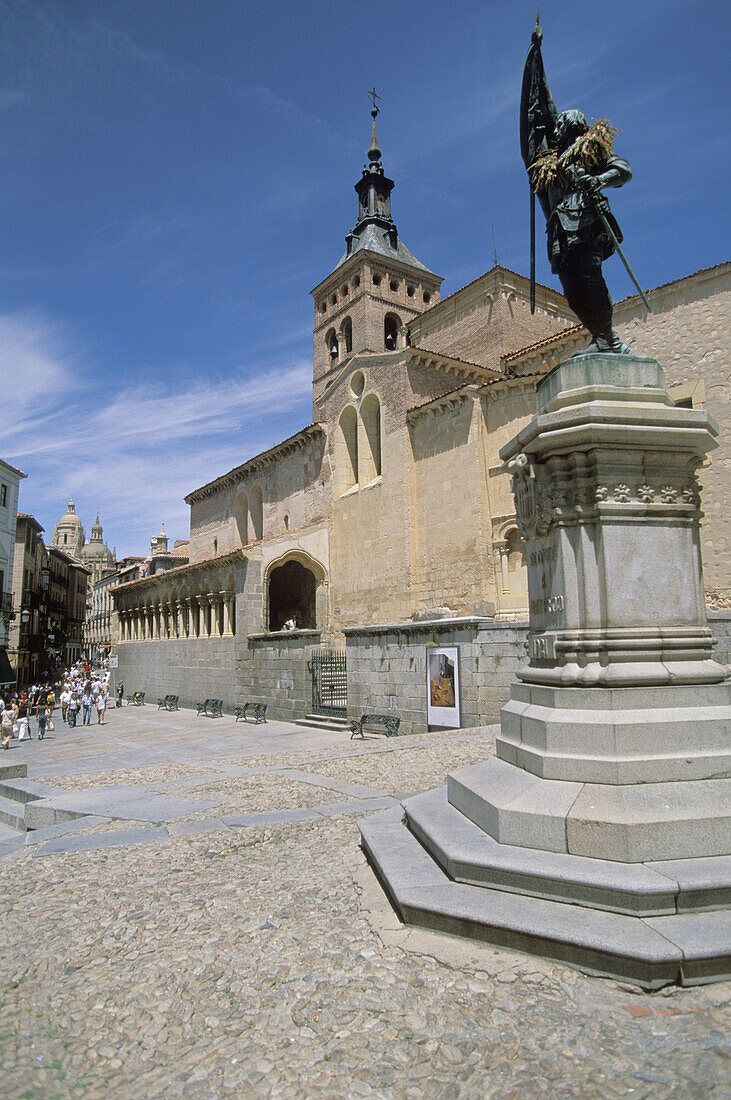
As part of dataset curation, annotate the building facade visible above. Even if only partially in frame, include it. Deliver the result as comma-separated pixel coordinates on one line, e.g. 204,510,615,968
0,460,26,690
113,111,730,729
8,515,47,687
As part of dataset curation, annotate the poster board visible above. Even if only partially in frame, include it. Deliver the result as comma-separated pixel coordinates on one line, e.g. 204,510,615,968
426,646,460,728
108,655,119,669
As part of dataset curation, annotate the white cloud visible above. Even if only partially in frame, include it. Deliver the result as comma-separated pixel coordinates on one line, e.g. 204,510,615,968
1,309,312,555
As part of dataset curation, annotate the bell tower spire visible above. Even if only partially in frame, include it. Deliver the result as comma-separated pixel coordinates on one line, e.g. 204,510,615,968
310,91,442,402
346,90,398,255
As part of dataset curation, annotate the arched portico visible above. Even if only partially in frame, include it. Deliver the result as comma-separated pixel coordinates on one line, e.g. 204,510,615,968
264,550,327,632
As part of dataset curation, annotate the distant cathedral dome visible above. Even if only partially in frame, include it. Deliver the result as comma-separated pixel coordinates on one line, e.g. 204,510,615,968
79,514,115,581
51,498,86,557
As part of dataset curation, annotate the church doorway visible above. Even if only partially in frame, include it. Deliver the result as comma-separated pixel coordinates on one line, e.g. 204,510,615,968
268,559,317,631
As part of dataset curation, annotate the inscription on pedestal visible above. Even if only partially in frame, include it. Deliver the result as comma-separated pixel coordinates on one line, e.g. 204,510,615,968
528,537,565,630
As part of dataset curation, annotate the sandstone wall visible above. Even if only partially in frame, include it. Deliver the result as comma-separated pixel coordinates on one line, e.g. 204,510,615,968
615,266,730,592
408,269,573,371
188,434,329,565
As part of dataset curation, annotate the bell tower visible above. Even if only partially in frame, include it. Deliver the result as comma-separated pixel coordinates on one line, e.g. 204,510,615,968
311,95,442,400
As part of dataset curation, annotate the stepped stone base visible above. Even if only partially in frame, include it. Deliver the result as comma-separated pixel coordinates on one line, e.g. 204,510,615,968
358,355,730,987
448,757,731,863
499,681,731,784
360,803,731,989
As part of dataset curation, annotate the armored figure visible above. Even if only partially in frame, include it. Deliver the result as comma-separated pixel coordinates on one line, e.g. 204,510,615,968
521,19,645,354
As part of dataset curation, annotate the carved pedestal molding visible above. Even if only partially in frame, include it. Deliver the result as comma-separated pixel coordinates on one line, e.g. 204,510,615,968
361,355,731,988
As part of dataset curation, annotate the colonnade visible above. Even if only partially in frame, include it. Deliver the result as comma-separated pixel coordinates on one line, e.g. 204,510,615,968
119,591,236,642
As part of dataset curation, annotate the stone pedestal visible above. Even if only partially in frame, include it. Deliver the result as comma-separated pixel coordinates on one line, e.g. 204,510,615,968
360,355,730,987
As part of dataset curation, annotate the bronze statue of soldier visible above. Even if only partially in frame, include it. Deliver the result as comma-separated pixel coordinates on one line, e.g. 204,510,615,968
520,17,649,354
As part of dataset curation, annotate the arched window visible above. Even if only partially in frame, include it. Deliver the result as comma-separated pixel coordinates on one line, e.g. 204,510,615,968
360,393,382,481
268,560,317,631
507,528,526,572
384,313,400,351
249,484,263,541
336,406,358,495
234,491,248,545
325,328,338,363
341,316,352,354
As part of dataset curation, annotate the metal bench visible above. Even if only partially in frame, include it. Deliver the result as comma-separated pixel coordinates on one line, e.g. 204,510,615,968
157,694,180,712
196,698,223,718
234,703,268,724
127,691,146,707
350,713,401,739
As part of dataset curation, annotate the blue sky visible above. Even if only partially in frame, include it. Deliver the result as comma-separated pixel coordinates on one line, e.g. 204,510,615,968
1,0,728,557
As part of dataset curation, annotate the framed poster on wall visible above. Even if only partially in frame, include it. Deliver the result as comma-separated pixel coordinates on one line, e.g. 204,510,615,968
426,646,460,728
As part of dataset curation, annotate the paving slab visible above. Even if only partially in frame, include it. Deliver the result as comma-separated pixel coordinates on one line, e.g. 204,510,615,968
25,785,216,824
33,826,169,856
222,808,320,827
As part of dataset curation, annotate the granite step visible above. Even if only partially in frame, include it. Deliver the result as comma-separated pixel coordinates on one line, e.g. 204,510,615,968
294,714,350,733
0,762,28,782
0,793,26,831
404,787,731,915
0,777,50,804
360,805,731,989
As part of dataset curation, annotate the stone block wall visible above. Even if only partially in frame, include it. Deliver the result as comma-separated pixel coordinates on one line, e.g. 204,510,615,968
243,630,322,721
344,617,529,735
117,637,239,710
709,612,731,672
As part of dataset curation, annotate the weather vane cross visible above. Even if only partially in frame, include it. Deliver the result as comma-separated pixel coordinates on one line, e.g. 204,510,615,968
367,86,381,114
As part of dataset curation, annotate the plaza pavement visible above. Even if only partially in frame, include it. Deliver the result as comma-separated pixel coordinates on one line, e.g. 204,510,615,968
0,705,728,1098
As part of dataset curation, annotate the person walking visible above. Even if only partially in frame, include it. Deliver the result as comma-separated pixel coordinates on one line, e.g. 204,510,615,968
15,694,30,742
116,681,124,708
36,697,48,740
68,691,79,728
60,684,71,723
1,706,12,750
81,688,93,726
95,690,106,725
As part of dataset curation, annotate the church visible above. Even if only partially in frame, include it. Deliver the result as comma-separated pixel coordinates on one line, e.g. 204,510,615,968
51,499,115,585
112,106,730,731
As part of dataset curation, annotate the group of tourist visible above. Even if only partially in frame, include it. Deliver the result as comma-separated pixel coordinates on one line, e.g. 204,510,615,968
0,663,114,749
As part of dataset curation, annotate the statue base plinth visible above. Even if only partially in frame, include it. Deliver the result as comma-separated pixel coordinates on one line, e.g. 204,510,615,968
359,355,730,987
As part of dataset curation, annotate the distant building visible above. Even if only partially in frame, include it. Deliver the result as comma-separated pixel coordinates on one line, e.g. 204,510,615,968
48,547,90,668
78,514,115,584
51,498,86,557
0,459,26,691
8,514,47,687
85,567,122,659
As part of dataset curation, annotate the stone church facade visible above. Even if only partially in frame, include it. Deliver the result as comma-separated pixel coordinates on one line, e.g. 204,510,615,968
113,111,730,730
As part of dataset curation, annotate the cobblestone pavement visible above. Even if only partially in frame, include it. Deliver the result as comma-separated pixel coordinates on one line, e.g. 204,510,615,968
0,708,728,1099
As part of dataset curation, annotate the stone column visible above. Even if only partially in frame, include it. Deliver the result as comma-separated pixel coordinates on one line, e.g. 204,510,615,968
199,595,211,638
225,593,236,636
184,598,194,638
220,591,233,636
